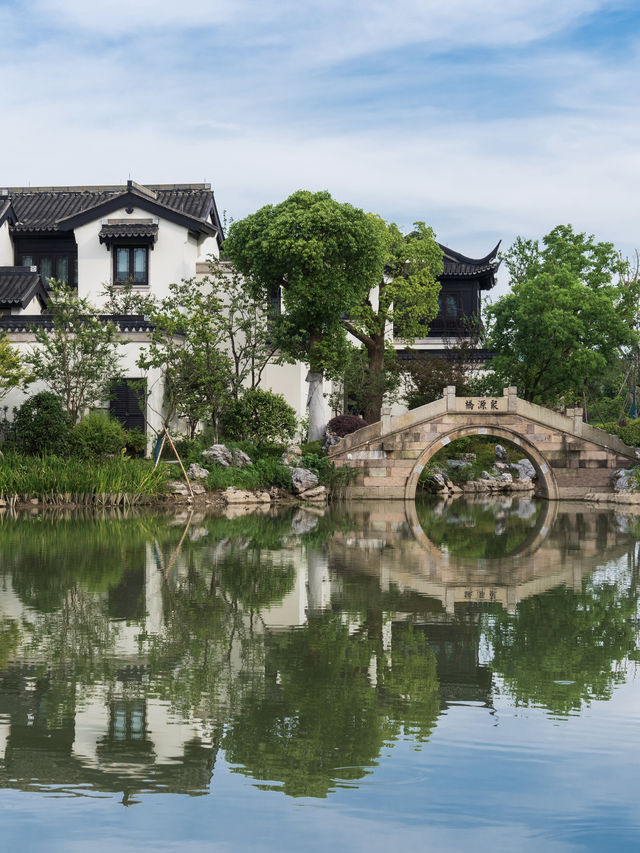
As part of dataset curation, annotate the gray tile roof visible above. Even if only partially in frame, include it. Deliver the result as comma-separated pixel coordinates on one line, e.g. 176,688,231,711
0,266,48,308
3,182,218,234
99,223,159,244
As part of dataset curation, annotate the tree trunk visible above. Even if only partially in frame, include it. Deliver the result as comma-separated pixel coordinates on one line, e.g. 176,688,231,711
364,336,386,424
306,370,325,441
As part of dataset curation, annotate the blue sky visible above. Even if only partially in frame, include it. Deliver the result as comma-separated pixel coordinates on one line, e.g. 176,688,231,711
2,0,640,285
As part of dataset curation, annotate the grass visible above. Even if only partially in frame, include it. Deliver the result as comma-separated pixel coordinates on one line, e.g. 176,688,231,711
0,452,171,504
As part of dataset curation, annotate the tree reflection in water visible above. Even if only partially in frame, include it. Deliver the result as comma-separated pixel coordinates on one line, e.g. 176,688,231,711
0,500,636,799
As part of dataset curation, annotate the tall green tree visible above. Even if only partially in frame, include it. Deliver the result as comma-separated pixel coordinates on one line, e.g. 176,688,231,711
224,190,386,440
484,225,639,406
343,220,443,422
25,282,122,423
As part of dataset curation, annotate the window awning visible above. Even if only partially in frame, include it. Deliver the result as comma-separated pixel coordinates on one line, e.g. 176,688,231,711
99,223,158,247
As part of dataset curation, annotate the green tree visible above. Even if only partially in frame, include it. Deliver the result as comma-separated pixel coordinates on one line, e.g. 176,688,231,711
485,575,639,716
207,261,283,397
224,190,386,440
136,277,234,440
484,226,638,406
342,220,443,422
0,335,28,400
25,282,122,423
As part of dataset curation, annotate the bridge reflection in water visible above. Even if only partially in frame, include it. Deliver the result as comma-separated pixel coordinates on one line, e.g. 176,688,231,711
0,500,636,801
328,497,637,614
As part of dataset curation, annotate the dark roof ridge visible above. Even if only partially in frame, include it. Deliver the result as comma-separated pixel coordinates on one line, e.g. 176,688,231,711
3,182,211,194
439,240,501,267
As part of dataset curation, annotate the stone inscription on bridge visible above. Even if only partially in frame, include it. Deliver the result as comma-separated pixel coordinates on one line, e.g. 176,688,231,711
329,386,639,501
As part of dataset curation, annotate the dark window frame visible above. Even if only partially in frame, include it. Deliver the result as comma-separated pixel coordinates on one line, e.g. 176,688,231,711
112,244,149,286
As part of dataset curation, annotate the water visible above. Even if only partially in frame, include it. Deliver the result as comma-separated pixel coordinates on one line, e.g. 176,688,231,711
0,496,638,851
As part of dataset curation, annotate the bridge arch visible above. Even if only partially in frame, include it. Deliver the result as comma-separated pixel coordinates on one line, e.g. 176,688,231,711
329,388,638,500
404,424,560,501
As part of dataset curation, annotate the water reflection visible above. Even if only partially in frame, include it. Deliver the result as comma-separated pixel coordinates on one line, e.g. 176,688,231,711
0,499,637,802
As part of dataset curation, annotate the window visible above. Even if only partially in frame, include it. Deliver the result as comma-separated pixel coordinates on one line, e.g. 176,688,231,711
114,246,148,285
20,253,77,289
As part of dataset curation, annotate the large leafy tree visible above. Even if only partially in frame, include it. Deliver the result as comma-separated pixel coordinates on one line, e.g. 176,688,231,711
25,282,122,423
343,220,443,422
224,190,386,440
484,225,639,406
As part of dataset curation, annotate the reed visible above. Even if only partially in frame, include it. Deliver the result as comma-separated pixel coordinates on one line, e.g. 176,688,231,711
0,452,170,504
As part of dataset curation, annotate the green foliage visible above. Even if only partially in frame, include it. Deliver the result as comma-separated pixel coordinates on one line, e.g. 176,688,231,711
416,495,541,559
299,451,359,489
300,439,323,455
13,391,70,455
485,226,639,405
342,219,443,421
0,451,169,499
220,388,297,444
598,419,640,446
485,576,639,715
25,281,122,422
136,276,234,439
225,190,387,438
70,411,127,458
404,341,479,409
0,335,28,400
124,426,147,456
331,345,402,421
204,457,292,492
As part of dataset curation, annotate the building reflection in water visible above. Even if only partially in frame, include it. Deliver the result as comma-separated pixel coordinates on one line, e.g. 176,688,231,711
0,498,636,799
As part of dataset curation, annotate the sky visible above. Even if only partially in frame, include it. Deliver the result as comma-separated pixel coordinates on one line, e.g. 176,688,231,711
2,0,640,290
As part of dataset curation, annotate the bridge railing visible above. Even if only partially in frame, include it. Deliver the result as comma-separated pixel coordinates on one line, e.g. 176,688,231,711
330,386,639,462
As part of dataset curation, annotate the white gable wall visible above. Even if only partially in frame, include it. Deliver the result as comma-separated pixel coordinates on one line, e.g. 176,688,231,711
74,206,220,309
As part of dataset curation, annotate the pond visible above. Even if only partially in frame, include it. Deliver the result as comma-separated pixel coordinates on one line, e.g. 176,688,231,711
0,496,638,851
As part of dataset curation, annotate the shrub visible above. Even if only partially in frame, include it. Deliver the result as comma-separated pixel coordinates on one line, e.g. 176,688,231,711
220,388,297,445
124,427,147,457
13,392,70,456
327,414,368,437
599,419,640,447
70,411,127,458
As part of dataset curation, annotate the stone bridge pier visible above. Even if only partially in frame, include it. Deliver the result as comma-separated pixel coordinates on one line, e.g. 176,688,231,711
329,387,638,501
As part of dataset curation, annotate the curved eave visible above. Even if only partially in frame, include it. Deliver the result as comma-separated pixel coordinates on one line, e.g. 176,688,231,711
439,240,501,267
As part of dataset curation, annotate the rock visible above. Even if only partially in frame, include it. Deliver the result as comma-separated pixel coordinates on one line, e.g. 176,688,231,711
168,480,190,495
511,458,536,480
510,477,534,491
290,509,319,535
322,431,342,453
187,462,209,480
480,470,494,481
429,472,448,491
446,459,472,471
460,453,476,463
300,485,328,502
232,448,252,468
191,483,206,495
496,472,513,486
202,444,233,467
223,487,271,504
495,444,508,462
291,467,319,494
612,468,636,492
280,444,303,466
493,462,510,474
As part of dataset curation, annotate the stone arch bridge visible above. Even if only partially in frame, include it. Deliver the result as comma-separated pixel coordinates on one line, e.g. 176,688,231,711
329,386,638,500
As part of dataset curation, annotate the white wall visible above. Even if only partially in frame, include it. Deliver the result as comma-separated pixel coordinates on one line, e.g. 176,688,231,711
74,207,220,309
0,220,13,264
